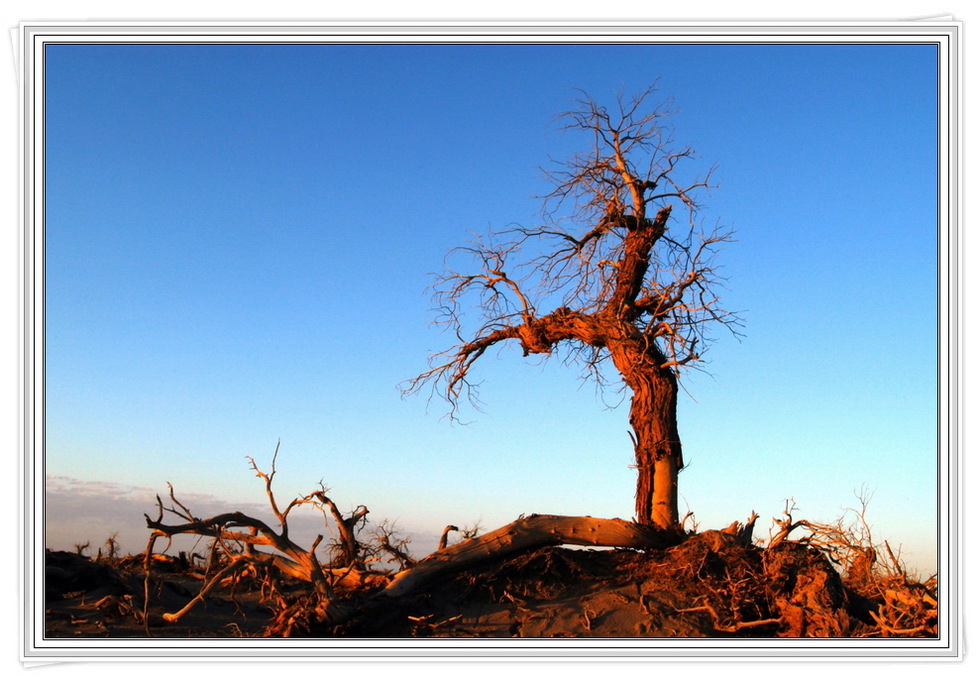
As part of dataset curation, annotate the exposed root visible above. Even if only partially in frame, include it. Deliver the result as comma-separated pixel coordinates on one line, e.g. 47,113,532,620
675,603,782,634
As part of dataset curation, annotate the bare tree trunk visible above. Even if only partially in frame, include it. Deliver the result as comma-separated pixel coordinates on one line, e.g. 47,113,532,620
650,448,680,529
612,342,683,529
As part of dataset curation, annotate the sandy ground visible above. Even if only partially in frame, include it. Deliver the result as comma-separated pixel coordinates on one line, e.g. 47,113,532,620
45,551,274,638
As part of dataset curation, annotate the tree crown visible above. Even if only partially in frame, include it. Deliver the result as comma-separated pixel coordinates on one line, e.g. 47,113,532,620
404,86,741,416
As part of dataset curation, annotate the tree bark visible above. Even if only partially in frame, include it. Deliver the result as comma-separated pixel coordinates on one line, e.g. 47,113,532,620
609,341,683,529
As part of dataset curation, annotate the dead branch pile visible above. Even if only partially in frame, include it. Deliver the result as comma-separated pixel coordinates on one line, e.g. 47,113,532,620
765,498,938,637
142,446,393,627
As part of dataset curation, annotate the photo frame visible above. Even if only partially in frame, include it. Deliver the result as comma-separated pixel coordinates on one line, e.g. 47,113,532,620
18,19,962,663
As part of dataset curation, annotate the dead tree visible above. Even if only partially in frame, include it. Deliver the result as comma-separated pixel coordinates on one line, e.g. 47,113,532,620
372,520,417,570
404,86,740,529
143,449,382,624
316,494,369,568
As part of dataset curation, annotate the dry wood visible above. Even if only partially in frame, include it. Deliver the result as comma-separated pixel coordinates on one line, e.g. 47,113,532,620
675,603,782,633
316,493,369,567
720,511,759,547
302,513,686,628
143,464,341,624
372,521,417,570
438,524,458,550
382,514,683,598
163,555,252,622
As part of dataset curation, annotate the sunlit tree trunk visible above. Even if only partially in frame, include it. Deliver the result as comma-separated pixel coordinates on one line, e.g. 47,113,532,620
610,341,682,528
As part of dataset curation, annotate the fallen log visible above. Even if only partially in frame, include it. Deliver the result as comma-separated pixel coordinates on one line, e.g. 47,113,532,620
311,513,684,628
382,513,683,598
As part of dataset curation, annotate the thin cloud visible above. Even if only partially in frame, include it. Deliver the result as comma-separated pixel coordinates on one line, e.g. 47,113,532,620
44,475,444,560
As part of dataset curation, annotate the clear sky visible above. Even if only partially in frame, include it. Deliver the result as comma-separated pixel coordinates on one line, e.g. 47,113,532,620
42,42,940,573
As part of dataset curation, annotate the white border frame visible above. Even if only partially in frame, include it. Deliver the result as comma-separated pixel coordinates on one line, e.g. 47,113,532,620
19,20,962,663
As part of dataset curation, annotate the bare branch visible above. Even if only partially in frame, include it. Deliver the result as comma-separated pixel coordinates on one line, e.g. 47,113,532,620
438,524,459,550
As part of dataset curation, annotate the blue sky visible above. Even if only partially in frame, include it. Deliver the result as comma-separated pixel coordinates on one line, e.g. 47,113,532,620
42,42,940,573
